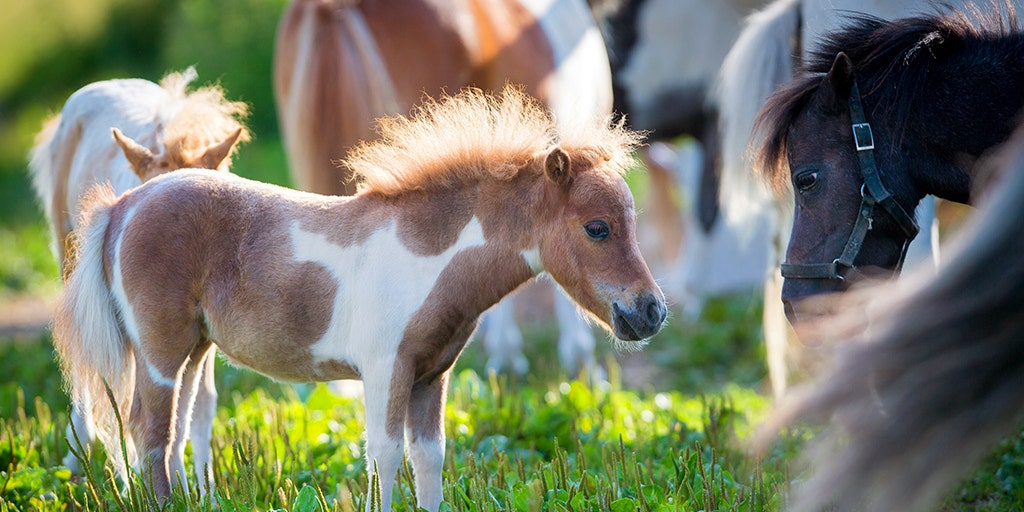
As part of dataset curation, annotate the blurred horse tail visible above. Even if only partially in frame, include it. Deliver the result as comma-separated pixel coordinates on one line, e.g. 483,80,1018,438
274,0,400,194
714,0,800,399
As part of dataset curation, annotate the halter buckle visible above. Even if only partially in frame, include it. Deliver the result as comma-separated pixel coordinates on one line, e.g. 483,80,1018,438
831,258,846,282
852,123,874,151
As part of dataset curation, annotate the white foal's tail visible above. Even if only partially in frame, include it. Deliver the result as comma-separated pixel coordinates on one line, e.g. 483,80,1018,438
715,0,800,230
52,184,137,474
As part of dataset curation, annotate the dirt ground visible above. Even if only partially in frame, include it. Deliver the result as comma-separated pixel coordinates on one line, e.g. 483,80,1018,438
0,293,54,339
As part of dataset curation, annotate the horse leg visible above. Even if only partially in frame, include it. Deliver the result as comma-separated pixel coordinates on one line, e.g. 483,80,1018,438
130,333,202,498
641,145,685,265
62,406,95,473
481,298,528,375
362,359,409,512
695,110,722,234
188,351,218,495
405,371,448,512
552,285,600,380
166,344,215,495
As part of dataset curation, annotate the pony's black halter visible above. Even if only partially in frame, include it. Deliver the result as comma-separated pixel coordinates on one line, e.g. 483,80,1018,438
780,80,920,282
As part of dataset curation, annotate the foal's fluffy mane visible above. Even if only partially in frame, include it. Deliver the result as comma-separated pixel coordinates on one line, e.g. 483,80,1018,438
344,87,642,196
754,2,1019,192
159,67,251,164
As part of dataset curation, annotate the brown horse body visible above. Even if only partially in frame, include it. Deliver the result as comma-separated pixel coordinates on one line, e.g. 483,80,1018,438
274,0,607,195
54,89,664,511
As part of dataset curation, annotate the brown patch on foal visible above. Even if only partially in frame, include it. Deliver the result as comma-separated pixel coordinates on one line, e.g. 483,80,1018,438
108,176,346,381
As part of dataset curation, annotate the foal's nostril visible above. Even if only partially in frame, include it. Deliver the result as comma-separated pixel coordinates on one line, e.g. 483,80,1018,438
645,300,664,326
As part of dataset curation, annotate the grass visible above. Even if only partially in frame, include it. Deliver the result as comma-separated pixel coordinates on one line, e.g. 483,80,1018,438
0,324,790,511
4,302,1024,511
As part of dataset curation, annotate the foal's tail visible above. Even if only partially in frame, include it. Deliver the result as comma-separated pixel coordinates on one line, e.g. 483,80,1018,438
52,185,137,473
714,0,799,234
273,0,400,195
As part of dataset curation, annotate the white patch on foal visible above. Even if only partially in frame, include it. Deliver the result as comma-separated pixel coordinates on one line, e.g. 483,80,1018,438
520,247,544,276
289,216,487,370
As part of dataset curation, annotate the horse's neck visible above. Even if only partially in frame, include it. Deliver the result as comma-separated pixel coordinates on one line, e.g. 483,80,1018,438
904,38,1024,203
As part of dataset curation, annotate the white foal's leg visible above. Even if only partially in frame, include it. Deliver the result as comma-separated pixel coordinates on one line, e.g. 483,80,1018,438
552,285,600,380
189,350,217,495
362,362,407,512
167,345,213,495
481,297,528,375
405,372,448,512
63,406,95,472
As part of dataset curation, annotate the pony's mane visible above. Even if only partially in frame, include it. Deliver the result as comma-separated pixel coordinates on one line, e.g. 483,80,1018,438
754,2,1019,192
159,67,251,165
345,87,641,196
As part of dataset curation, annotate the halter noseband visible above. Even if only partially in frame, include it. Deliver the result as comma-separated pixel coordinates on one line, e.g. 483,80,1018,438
780,80,920,282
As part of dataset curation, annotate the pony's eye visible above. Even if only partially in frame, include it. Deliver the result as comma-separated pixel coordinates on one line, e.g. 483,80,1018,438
794,170,820,192
584,220,610,240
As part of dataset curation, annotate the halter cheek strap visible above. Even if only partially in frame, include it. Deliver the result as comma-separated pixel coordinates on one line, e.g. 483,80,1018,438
780,80,920,282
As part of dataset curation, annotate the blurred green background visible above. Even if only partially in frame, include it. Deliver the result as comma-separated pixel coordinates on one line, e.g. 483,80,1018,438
0,0,291,298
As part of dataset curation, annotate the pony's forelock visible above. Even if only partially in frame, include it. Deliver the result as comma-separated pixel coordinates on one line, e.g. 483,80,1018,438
345,87,642,196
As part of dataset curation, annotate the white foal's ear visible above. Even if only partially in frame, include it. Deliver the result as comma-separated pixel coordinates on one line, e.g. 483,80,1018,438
112,128,154,178
544,147,572,189
197,128,243,171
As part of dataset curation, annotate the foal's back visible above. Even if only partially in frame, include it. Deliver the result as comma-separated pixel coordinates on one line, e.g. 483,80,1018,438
29,70,247,271
31,79,172,243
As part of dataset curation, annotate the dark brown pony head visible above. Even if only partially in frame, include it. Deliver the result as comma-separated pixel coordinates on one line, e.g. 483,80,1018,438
753,4,1021,322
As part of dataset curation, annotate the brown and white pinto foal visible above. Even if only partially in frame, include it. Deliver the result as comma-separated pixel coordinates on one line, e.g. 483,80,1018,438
54,88,666,510
29,67,247,487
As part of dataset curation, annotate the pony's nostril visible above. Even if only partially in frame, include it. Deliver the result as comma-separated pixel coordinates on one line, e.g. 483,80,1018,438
646,300,662,326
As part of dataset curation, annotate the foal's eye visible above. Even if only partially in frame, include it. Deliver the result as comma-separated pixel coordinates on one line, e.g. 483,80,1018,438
583,220,610,240
794,170,820,192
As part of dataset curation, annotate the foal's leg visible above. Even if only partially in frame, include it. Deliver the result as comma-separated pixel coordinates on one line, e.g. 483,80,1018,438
552,286,600,380
481,298,528,374
130,331,202,498
168,344,215,495
405,372,448,512
362,359,410,512
63,406,95,472
189,352,218,495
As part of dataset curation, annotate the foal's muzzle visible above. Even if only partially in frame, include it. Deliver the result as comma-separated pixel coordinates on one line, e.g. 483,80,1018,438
612,293,666,341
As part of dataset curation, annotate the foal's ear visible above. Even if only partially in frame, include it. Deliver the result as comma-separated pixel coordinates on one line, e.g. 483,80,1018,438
544,147,572,188
197,128,243,171
821,52,855,108
112,128,154,177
